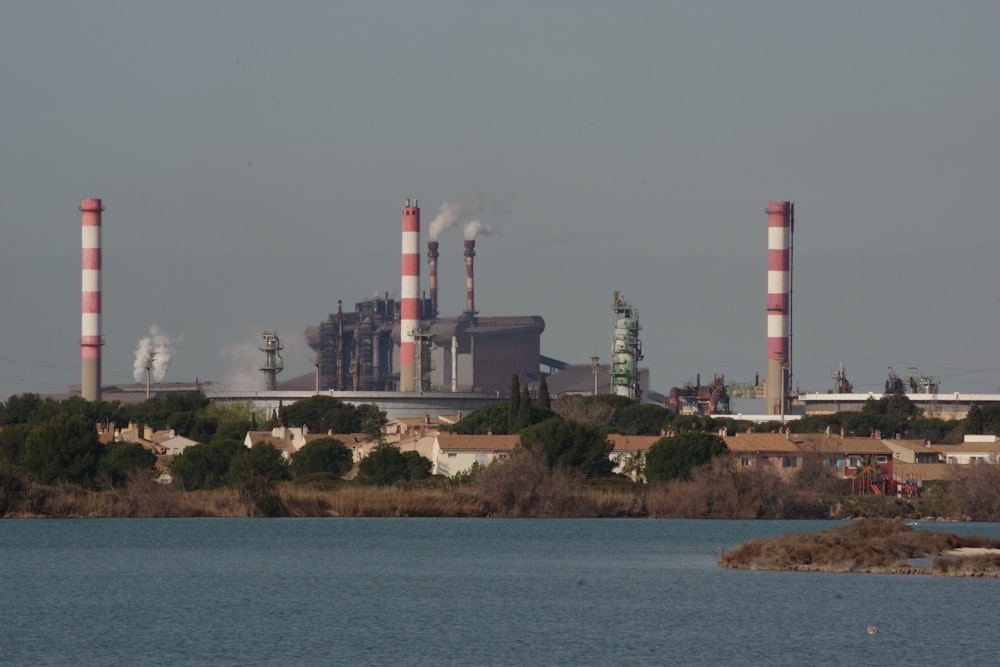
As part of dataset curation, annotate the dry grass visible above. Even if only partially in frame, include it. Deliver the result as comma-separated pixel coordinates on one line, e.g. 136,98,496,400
720,519,1000,577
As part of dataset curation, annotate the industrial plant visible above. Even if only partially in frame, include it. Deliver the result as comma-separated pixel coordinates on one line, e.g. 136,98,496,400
302,199,545,396
70,196,1000,422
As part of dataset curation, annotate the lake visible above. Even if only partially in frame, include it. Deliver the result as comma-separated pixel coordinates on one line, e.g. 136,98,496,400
2,518,999,666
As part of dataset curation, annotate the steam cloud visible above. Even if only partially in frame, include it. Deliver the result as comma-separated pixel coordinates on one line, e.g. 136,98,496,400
464,220,497,241
428,199,481,241
132,325,183,383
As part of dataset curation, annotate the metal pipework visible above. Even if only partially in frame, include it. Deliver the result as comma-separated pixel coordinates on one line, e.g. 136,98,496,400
427,240,439,319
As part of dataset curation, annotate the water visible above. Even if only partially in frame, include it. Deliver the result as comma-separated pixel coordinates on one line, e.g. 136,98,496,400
2,519,999,666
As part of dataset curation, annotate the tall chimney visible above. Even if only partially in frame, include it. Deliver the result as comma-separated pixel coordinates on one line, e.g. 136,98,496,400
427,240,439,319
464,239,476,315
399,199,420,392
765,201,793,415
80,198,104,401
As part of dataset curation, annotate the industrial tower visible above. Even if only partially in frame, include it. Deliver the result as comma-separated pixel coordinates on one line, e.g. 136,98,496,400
765,201,794,416
259,330,284,391
611,291,642,401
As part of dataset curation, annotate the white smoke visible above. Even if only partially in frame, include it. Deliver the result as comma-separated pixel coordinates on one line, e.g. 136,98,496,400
132,325,183,383
428,199,481,241
219,339,264,390
464,220,497,241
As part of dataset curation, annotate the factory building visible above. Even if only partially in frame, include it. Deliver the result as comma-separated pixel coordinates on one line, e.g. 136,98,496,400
302,199,545,395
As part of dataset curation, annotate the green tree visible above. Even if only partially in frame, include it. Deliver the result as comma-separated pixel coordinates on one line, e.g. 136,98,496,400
281,396,386,434
229,442,290,484
537,375,551,410
169,439,246,490
451,403,510,435
507,374,522,433
290,438,353,478
615,403,673,436
0,393,44,425
518,417,614,477
966,404,984,435
98,441,156,487
358,445,431,485
22,413,103,485
645,432,728,482
515,385,532,431
402,450,432,480
0,424,29,471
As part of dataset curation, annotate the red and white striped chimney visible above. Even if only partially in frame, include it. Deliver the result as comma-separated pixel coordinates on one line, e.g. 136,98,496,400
399,199,420,392
765,201,793,415
464,240,476,315
80,198,104,401
427,240,439,319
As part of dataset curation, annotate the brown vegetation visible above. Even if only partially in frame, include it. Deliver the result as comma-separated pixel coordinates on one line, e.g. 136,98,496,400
720,519,1000,577
4,455,1000,521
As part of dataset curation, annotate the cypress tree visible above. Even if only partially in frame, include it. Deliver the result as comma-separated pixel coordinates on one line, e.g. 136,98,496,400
507,374,521,434
538,375,551,410
516,385,532,431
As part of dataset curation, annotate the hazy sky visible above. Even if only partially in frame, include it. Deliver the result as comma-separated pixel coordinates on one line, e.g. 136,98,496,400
2,2,998,403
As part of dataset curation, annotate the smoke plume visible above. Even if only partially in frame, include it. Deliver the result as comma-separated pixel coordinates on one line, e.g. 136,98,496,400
429,199,481,241
132,325,183,383
464,220,497,241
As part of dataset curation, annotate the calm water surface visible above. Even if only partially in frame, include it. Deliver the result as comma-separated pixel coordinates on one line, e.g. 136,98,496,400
2,518,999,666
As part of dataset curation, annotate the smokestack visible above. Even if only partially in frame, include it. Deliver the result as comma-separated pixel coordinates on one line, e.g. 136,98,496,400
80,198,104,401
765,201,793,415
399,199,420,392
427,240,439,319
464,239,476,315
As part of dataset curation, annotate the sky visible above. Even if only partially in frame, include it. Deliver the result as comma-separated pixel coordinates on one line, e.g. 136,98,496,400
1,1,999,404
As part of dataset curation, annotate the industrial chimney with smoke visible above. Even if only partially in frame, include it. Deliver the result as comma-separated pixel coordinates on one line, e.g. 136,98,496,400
463,240,476,315
80,198,104,401
765,201,794,416
399,199,420,392
427,240,439,319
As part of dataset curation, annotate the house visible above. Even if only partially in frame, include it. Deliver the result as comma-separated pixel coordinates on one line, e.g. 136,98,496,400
793,433,895,482
936,435,1000,465
244,426,374,460
881,438,943,464
722,431,807,481
156,432,200,456
606,435,661,481
431,433,520,477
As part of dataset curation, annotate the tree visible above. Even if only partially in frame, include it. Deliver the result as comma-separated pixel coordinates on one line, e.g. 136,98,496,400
402,450,432,480
0,424,29,471
645,432,728,482
169,439,246,490
966,404,984,435
229,442,290,484
281,396,386,434
518,418,615,477
450,402,556,436
451,403,510,435
537,375,551,410
22,413,103,485
290,438,353,478
514,385,532,432
357,445,431,485
618,451,647,482
98,441,156,487
507,374,522,433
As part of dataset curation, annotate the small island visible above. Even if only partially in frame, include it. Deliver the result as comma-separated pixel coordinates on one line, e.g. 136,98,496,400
719,520,1000,577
